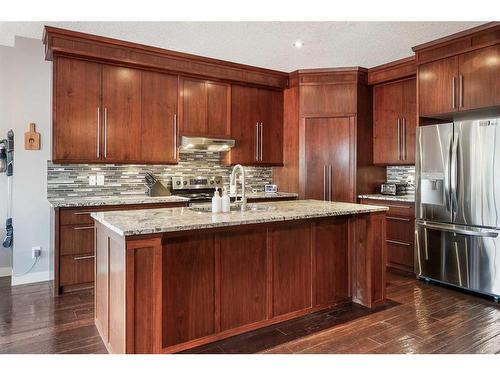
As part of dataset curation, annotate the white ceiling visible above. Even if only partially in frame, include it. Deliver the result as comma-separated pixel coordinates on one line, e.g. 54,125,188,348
0,21,484,71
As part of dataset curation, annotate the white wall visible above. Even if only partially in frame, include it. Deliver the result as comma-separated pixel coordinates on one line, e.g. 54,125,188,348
0,36,51,284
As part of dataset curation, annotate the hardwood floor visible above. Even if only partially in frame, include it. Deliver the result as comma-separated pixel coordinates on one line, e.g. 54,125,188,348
1,272,499,354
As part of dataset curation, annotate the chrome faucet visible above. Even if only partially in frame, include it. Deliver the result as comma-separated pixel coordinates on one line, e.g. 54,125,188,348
230,164,247,210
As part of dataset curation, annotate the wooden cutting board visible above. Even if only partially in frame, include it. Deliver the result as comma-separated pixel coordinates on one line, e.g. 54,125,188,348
24,123,41,150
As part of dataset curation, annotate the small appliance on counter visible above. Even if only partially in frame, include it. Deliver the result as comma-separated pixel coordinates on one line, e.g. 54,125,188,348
171,175,223,202
144,173,171,197
380,182,407,196
265,184,278,193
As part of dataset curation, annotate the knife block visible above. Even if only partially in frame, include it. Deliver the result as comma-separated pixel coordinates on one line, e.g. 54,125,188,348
146,180,171,197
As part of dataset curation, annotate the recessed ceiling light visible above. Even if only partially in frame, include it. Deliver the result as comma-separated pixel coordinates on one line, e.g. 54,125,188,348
293,40,304,49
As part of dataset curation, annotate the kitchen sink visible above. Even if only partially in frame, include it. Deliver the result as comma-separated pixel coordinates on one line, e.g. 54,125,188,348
189,203,274,213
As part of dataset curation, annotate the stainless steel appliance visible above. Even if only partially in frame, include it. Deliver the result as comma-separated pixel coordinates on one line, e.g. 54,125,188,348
171,175,223,202
179,136,235,152
415,117,500,300
380,182,407,196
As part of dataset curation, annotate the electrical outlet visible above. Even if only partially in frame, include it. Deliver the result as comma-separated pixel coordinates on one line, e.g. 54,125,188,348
97,175,105,186
89,175,97,186
32,246,41,259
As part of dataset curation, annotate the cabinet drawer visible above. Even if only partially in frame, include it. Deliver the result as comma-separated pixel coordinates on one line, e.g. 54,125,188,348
60,254,95,286
386,217,414,243
386,241,414,271
360,199,414,219
60,209,95,225
60,225,95,256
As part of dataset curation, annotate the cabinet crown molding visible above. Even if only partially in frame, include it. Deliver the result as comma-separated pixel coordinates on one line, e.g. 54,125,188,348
43,26,289,89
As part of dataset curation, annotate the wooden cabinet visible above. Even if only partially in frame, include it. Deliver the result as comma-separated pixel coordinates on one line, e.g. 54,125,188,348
417,44,500,117
359,198,415,273
53,58,102,162
54,202,187,294
141,71,179,163
225,85,283,166
53,58,180,164
179,77,231,138
373,78,416,165
303,116,355,202
102,65,142,162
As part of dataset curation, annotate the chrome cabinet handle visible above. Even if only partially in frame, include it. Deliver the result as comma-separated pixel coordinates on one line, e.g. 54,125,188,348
104,107,108,158
459,75,463,108
73,255,96,261
329,165,332,201
451,134,459,221
452,76,456,109
386,216,411,222
323,165,327,201
397,118,401,160
402,117,406,160
73,226,95,231
420,222,498,238
259,122,263,161
386,239,412,246
173,114,177,160
97,107,101,158
255,122,259,161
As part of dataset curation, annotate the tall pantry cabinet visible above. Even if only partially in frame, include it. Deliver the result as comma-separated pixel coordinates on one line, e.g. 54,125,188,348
273,68,386,201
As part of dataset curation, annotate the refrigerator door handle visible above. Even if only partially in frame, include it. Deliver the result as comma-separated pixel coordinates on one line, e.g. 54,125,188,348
451,133,459,221
419,222,498,238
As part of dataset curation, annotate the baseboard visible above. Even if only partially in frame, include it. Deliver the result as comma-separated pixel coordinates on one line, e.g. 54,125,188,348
11,271,51,286
0,267,12,277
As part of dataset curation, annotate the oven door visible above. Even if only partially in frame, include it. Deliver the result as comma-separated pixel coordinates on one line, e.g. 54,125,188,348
415,220,500,297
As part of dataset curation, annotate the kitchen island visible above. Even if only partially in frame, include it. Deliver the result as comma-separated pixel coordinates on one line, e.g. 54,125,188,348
91,200,388,354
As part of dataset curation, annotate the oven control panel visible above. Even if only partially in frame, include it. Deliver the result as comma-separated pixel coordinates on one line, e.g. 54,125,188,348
171,176,223,190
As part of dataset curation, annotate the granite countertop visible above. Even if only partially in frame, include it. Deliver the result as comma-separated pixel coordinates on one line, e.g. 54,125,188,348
47,191,298,208
357,194,415,203
91,199,388,236
47,195,190,208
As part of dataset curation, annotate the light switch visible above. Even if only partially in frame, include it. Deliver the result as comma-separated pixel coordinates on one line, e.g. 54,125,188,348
97,175,105,186
89,175,97,186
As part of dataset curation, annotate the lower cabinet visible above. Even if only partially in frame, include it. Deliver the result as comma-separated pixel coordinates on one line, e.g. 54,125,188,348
360,198,415,273
54,202,188,294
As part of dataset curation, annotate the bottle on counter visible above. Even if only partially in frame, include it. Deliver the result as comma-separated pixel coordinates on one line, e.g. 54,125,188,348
221,188,230,213
212,188,222,213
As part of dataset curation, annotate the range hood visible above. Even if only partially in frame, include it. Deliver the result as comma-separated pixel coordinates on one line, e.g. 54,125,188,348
179,136,235,152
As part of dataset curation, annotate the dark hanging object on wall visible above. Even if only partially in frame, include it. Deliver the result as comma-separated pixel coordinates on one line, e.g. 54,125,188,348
3,130,14,248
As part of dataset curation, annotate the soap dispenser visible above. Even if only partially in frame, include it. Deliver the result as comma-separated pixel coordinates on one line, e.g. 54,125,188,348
221,188,230,213
212,188,222,213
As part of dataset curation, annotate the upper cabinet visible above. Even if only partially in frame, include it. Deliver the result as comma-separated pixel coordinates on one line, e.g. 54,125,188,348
224,85,283,166
53,58,102,163
373,78,416,165
53,57,179,164
179,77,231,138
414,23,500,118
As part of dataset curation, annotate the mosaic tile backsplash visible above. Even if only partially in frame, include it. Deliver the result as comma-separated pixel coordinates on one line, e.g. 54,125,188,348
47,151,273,198
386,165,415,194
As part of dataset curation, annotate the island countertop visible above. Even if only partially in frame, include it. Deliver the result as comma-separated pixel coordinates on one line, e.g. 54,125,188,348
91,199,388,236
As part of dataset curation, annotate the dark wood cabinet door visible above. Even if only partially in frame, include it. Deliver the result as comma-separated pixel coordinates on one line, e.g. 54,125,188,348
141,71,178,163
271,223,312,317
53,57,102,162
258,89,284,165
459,44,500,111
179,77,207,135
418,56,458,116
226,85,259,164
304,116,355,202
102,65,142,162
219,229,268,331
373,81,403,165
164,234,215,347
314,218,349,305
402,78,416,164
207,82,231,138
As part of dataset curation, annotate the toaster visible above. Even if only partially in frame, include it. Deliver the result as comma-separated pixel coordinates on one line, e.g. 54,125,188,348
380,183,407,196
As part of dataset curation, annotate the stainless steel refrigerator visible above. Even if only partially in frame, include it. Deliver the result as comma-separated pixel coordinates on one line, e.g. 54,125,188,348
415,117,500,299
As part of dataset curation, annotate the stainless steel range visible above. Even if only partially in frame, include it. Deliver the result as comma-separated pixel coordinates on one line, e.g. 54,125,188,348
171,175,223,202
415,117,500,300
